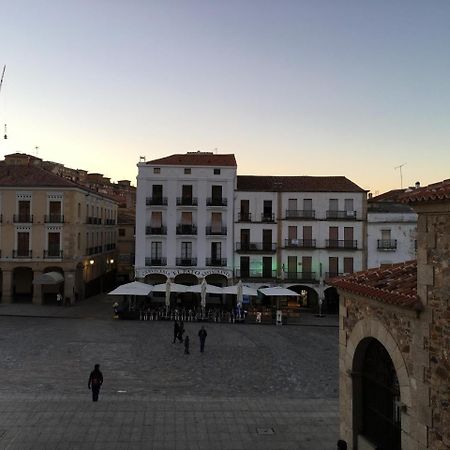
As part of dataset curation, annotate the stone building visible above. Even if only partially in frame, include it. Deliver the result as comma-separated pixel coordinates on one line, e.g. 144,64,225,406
0,156,118,304
331,179,450,449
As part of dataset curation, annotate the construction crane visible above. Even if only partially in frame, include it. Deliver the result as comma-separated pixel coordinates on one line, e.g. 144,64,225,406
0,65,7,139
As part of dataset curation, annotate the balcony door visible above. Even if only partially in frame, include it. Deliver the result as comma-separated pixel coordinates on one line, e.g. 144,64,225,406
240,200,249,220
240,256,250,277
211,212,222,233
182,185,193,203
288,226,297,245
17,232,30,257
18,200,30,221
302,256,312,278
211,185,222,202
211,242,221,261
288,255,297,277
344,257,354,274
329,198,338,212
263,200,272,220
181,242,192,262
48,232,61,257
151,241,162,261
329,257,339,277
262,229,272,251
240,229,250,250
344,227,354,247
303,226,312,245
49,201,62,221
329,226,338,243
262,257,272,278
288,198,297,214
152,185,163,202
151,211,162,230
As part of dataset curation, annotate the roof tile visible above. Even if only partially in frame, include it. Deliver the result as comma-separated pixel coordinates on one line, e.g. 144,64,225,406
147,152,237,167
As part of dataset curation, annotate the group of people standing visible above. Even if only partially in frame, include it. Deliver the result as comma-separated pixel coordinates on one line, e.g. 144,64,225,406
173,320,208,355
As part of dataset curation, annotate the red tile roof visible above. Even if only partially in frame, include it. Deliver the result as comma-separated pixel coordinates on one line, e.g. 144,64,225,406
401,179,450,203
369,189,406,203
147,152,237,167
237,176,366,192
328,261,422,311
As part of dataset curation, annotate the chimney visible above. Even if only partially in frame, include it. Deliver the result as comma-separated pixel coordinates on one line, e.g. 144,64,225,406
415,181,420,189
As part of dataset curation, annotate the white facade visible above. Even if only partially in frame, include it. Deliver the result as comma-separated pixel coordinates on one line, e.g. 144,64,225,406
367,202,417,269
135,154,237,284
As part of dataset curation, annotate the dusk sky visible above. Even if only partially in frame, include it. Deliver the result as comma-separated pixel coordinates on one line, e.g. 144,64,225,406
1,0,449,194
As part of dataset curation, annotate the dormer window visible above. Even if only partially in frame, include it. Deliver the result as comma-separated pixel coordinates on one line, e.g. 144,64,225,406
214,168,221,175
184,168,191,174
153,168,161,174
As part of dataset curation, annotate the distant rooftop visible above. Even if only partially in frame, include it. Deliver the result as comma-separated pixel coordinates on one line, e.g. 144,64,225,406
146,152,237,167
329,261,421,311
401,179,450,204
237,175,366,193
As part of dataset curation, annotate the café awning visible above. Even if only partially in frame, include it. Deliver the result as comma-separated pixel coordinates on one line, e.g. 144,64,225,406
33,271,64,285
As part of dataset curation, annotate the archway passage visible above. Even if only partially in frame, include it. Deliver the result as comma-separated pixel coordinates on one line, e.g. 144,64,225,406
144,273,167,285
353,338,401,450
286,285,318,310
324,287,339,314
13,267,33,302
41,267,64,305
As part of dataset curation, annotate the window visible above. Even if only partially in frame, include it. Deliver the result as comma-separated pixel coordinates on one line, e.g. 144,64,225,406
151,242,162,259
211,185,222,200
48,232,61,257
77,203,81,218
119,228,126,237
211,242,222,260
184,168,191,174
214,168,220,175
182,185,193,202
303,199,313,211
344,198,354,212
152,185,163,200
329,199,338,211
344,257,354,274
17,232,30,256
77,233,81,250
211,212,222,233
329,257,339,277
381,229,391,240
181,242,192,259
288,226,297,241
288,198,297,211
153,168,160,174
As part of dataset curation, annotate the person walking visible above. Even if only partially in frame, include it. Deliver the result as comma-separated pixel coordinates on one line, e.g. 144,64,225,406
177,320,185,343
173,320,179,343
88,364,103,402
198,326,207,353
184,335,190,354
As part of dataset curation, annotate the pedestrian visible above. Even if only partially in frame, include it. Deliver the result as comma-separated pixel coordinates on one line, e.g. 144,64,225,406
198,325,207,353
56,292,62,306
88,364,103,402
184,335,190,354
177,320,185,343
173,320,179,343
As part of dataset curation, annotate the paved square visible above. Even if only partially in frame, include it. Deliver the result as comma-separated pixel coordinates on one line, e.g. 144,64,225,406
0,300,339,449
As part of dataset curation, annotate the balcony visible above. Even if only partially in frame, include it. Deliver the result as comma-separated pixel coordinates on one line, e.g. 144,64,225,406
105,243,116,251
145,257,167,266
285,210,315,220
146,196,168,206
176,257,197,266
205,258,227,267
86,217,102,225
284,271,317,282
284,239,316,248
326,240,358,249
146,226,167,235
236,242,277,253
206,226,227,235
176,224,197,235
326,210,357,220
13,214,33,223
43,250,63,259
261,213,275,223
206,197,227,207
105,219,116,225
86,246,102,255
44,214,64,223
238,212,252,222
235,269,277,280
377,239,398,251
13,250,32,258
177,197,198,206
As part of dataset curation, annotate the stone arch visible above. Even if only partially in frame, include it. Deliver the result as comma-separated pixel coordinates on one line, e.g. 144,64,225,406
13,267,33,303
174,273,198,286
205,273,228,287
345,318,412,449
144,273,167,285
41,266,64,305
286,284,319,309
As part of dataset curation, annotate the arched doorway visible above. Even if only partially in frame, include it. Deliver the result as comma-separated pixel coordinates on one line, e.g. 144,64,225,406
353,338,401,449
174,274,198,286
144,273,167,285
324,287,339,314
13,267,33,303
286,285,319,310
41,267,64,305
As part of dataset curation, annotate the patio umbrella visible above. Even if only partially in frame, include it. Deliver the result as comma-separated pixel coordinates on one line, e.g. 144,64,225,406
258,286,300,297
223,283,258,297
108,281,153,296
165,279,171,310
186,282,224,295
237,280,243,308
151,282,187,293
201,279,207,309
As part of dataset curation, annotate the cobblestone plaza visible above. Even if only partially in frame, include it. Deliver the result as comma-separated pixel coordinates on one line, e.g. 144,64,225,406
0,297,339,449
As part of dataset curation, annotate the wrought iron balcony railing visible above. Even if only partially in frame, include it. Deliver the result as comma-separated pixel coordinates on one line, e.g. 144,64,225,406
205,226,227,235
284,271,316,282
13,250,32,258
13,214,33,223
284,239,316,248
377,239,398,250
206,197,227,206
146,226,167,235
176,225,197,235
326,240,358,249
205,258,227,267
44,214,64,223
86,217,102,225
235,269,277,279
326,210,357,220
237,212,252,222
261,213,275,223
176,257,197,266
236,242,277,252
285,210,315,219
176,197,198,206
44,250,63,258
145,257,167,266
146,196,168,206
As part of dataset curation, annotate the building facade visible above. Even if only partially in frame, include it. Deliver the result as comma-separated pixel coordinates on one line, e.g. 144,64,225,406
135,152,367,313
0,159,118,304
332,179,450,449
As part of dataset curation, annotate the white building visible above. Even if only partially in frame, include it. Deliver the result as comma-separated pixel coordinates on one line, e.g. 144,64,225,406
135,152,368,313
135,152,237,287
367,189,417,269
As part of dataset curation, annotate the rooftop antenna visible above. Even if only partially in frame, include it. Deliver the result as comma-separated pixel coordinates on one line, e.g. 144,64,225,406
3,124,7,140
394,163,406,189
35,146,39,157
0,65,5,95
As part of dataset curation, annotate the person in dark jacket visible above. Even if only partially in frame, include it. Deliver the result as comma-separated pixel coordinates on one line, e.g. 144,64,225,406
177,320,185,343
184,335,190,354
173,320,179,343
88,364,103,402
198,326,207,353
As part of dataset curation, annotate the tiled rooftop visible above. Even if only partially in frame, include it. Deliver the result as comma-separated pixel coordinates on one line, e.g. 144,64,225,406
329,261,422,311
146,152,237,167
237,175,366,193
401,179,450,203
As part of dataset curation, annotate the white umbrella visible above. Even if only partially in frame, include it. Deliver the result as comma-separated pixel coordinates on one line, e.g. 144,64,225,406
258,286,300,297
223,283,258,296
151,282,187,293
186,282,224,295
201,279,207,309
108,281,153,296
165,279,171,309
237,280,243,308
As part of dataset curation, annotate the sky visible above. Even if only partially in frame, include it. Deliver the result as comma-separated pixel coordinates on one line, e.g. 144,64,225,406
1,0,449,194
